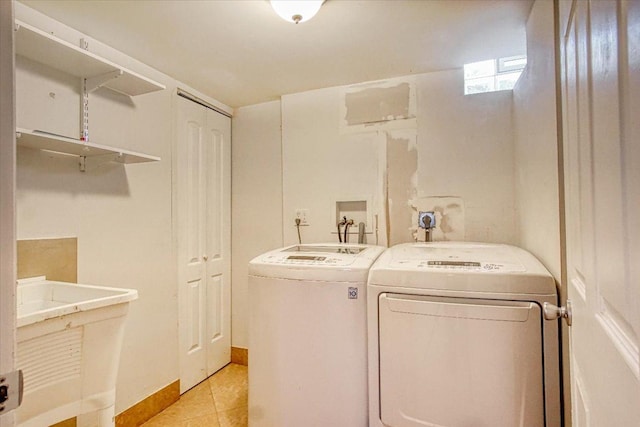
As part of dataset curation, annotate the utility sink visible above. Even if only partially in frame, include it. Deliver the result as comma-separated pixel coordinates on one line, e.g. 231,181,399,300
16,276,138,427
17,276,137,327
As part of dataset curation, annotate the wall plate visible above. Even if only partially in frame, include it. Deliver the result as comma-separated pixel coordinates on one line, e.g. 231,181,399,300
418,211,436,229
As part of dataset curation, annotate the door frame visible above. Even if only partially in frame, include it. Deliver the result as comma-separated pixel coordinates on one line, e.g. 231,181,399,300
553,1,571,425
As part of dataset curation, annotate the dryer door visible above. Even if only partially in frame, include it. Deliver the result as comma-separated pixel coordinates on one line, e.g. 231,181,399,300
378,294,544,427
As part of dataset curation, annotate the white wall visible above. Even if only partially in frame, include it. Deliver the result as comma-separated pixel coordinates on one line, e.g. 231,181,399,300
281,71,516,247
231,101,283,349
14,3,231,414
416,70,516,244
281,86,388,246
513,0,560,280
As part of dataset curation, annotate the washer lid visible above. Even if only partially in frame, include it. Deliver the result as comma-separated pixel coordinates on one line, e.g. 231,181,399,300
368,242,556,295
249,243,386,282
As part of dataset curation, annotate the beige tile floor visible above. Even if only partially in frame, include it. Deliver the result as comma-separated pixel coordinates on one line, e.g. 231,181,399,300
142,364,248,427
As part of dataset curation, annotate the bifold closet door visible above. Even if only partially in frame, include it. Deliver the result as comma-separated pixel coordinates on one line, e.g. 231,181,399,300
176,96,231,393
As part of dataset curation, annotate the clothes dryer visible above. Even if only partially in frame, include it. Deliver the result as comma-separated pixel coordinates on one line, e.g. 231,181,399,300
367,242,561,427
248,243,385,427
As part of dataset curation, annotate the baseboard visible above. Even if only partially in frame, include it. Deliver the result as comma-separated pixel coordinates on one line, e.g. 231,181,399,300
50,418,76,427
231,346,249,366
114,380,180,427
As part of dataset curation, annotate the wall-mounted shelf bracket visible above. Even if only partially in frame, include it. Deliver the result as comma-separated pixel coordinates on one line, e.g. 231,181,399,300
86,70,123,94
79,152,125,172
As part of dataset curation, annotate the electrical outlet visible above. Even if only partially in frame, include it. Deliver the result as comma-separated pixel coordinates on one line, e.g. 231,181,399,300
418,211,436,229
295,209,310,226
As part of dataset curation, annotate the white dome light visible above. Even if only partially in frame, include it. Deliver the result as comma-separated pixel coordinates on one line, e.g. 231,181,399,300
270,1,323,24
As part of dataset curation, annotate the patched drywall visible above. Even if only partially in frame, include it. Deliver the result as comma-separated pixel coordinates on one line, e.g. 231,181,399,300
344,82,413,126
386,131,418,245
411,197,465,242
279,71,516,249
340,79,417,135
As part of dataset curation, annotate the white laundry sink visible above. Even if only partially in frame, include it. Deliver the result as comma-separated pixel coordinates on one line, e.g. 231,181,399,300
16,276,138,427
17,276,137,327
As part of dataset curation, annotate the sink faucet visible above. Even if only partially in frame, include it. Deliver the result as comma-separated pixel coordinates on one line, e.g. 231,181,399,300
337,216,347,243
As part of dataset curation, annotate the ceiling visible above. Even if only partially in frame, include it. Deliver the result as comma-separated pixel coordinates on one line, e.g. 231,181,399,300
20,0,534,108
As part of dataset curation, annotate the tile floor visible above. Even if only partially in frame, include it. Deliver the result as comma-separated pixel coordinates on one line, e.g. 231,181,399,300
142,364,248,427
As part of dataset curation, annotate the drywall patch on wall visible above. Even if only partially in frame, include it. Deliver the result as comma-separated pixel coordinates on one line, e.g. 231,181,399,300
341,78,417,134
386,130,418,245
374,131,389,248
345,83,411,125
411,197,465,242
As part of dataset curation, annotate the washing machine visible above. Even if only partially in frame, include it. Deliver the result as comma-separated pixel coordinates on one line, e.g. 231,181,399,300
367,242,561,427
248,243,385,427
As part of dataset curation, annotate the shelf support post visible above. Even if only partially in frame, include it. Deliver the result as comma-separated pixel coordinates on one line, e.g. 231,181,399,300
80,70,123,142
79,38,90,142
81,78,89,141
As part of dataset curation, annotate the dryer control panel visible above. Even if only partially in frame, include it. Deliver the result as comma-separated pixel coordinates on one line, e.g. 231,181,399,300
425,260,524,272
385,243,529,273
390,259,526,273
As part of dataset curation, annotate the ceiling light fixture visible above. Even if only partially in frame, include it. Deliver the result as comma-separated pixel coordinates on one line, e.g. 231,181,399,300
270,0,324,24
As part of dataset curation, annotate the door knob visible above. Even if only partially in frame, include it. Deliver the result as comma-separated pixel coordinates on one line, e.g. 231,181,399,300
543,300,572,326
203,255,208,261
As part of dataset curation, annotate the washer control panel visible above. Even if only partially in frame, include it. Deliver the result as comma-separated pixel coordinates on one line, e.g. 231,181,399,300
287,255,327,262
260,254,354,266
428,261,481,268
259,245,368,266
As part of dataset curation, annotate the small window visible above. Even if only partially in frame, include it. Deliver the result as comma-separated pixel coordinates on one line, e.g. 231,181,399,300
464,56,527,95
498,56,528,73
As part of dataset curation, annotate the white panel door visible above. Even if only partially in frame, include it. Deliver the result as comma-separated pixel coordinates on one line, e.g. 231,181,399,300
203,107,231,376
176,96,231,393
561,0,640,425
